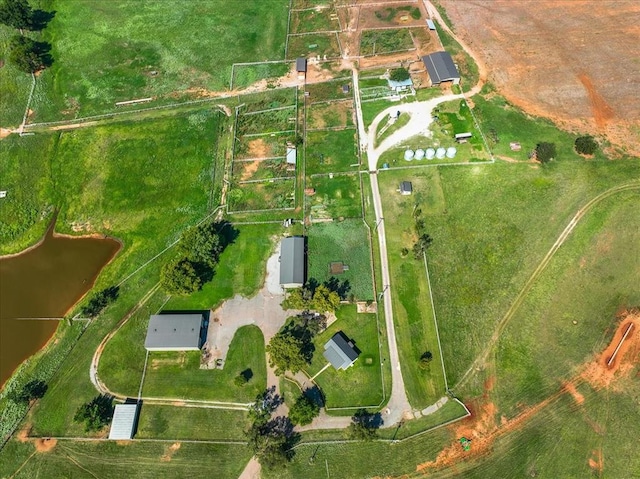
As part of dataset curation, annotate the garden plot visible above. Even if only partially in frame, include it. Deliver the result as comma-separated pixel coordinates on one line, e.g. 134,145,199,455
287,32,342,59
234,133,297,160
290,6,341,33
305,129,359,175
227,178,295,212
236,107,297,135
306,79,353,103
232,158,295,182
307,100,355,130
231,61,290,90
307,173,362,220
358,4,425,29
360,28,415,56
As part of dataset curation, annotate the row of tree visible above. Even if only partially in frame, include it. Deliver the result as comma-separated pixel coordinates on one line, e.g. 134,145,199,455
535,135,598,164
160,220,238,295
0,0,55,73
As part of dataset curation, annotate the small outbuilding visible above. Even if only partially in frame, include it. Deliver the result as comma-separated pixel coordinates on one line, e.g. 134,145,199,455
286,146,297,165
323,332,359,370
387,78,413,92
280,236,306,288
296,58,307,80
455,132,472,142
426,19,436,30
342,84,350,94
108,403,139,440
400,181,413,195
144,313,204,351
421,51,460,85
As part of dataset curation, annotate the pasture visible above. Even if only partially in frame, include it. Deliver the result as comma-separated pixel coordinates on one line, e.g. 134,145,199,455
227,178,296,212
306,220,374,301
360,28,414,56
27,0,289,120
307,100,354,130
287,32,341,59
290,6,341,33
307,173,362,219
306,305,384,411
305,128,359,174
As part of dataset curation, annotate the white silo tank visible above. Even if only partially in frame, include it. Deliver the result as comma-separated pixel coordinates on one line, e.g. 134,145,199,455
446,147,457,158
436,147,446,159
404,149,414,161
414,149,425,160
426,148,435,159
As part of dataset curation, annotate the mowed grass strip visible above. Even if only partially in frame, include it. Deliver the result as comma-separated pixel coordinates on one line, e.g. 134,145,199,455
307,173,362,220
141,325,266,402
378,168,448,408
306,305,383,410
0,439,251,479
33,0,289,120
307,220,374,300
305,128,359,174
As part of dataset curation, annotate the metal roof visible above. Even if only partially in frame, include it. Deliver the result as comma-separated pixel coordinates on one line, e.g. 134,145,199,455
400,181,413,193
286,146,297,165
323,332,359,370
421,51,460,84
296,58,307,72
108,404,139,440
426,19,436,30
144,314,203,351
387,78,414,89
280,236,305,287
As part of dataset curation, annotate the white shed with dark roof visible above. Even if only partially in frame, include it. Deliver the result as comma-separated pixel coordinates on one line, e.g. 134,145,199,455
421,51,460,85
144,314,204,351
108,403,139,440
280,236,306,288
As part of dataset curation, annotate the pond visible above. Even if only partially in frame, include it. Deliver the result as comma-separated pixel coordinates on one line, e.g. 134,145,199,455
0,220,120,387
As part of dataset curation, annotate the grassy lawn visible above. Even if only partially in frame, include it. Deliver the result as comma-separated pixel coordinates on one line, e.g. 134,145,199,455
0,26,33,126
305,128,359,174
307,173,362,219
306,305,383,410
378,169,448,409
287,32,341,59
232,61,290,90
137,405,249,441
307,220,374,300
227,178,295,211
291,7,340,33
0,439,250,479
360,28,414,56
375,111,411,147
29,0,289,120
423,160,640,394
306,80,352,103
307,100,354,130
141,325,266,402
237,107,297,135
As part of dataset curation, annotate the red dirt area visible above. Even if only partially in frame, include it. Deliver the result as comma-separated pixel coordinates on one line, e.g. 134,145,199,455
34,437,57,452
588,448,604,474
439,0,640,155
581,309,640,390
161,442,181,462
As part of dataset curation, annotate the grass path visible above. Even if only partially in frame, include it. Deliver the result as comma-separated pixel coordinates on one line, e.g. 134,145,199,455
453,180,640,392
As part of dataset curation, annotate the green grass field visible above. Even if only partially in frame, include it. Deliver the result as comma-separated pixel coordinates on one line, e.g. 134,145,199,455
360,28,415,56
307,100,354,130
27,0,289,120
436,23,478,93
0,25,34,126
306,79,352,103
377,169,448,409
307,220,374,300
290,6,340,33
227,178,295,211
287,32,341,59
305,128,359,174
231,61,290,90
307,173,362,219
306,305,384,410
237,107,297,135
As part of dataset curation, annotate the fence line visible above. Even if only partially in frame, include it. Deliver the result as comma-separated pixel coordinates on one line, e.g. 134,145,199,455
423,251,449,391
287,29,341,36
241,129,296,138
238,176,295,184
241,104,296,116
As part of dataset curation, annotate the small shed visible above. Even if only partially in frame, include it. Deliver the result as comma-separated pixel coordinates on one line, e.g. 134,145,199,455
144,314,204,351
455,132,472,142
286,146,297,165
280,236,306,288
342,84,350,94
296,58,307,79
323,332,359,370
387,78,413,92
426,19,436,30
108,403,139,440
400,181,413,195
329,261,349,274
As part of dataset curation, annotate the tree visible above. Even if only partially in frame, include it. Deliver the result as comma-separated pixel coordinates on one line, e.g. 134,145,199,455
8,379,47,404
412,233,433,260
347,409,382,441
574,135,598,155
246,416,297,470
234,368,253,387
178,221,223,268
310,285,340,313
73,394,114,432
288,393,320,426
389,67,410,82
535,142,556,163
0,0,32,30
281,288,308,310
419,351,433,369
160,257,202,295
8,34,53,73
80,286,119,318
266,333,307,375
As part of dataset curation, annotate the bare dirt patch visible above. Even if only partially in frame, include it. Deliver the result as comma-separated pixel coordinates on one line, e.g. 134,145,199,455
563,381,584,405
440,0,640,155
246,138,269,158
34,437,57,453
240,160,261,181
588,448,604,474
161,442,181,462
0,127,14,139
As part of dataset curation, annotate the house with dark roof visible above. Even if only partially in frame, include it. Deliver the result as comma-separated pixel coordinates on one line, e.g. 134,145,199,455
279,236,306,288
144,313,204,351
421,51,460,86
323,331,359,370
